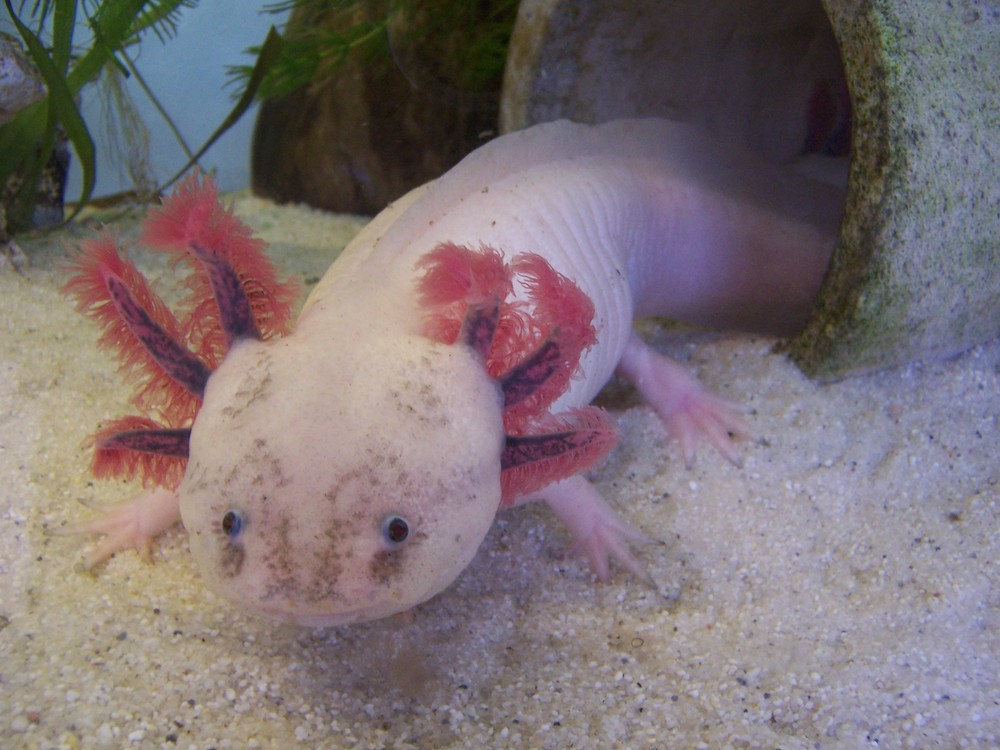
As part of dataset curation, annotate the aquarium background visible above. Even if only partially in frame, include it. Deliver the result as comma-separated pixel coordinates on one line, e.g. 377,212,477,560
0,0,285,198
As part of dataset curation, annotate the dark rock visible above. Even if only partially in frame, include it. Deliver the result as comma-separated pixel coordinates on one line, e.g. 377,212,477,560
251,3,507,216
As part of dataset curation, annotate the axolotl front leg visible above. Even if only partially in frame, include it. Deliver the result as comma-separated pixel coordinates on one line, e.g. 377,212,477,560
617,333,754,468
69,487,181,568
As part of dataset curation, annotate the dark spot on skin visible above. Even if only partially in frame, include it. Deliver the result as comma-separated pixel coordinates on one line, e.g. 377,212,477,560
300,523,350,602
221,352,274,420
253,506,351,605
393,392,418,415
323,466,376,510
220,540,244,578
312,520,353,592
260,514,296,601
184,461,209,491
369,530,427,585
223,439,289,491
419,382,442,410
370,549,404,585
390,371,448,426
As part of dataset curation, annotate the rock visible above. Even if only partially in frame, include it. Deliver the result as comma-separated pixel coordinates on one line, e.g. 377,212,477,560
251,2,507,216
0,32,46,125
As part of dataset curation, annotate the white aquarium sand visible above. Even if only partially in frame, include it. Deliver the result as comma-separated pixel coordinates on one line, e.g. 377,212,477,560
1,195,997,749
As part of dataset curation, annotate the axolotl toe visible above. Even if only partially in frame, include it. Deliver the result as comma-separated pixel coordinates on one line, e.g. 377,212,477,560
65,119,844,626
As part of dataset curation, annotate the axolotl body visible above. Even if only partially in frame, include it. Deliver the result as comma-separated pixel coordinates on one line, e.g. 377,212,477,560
67,119,844,626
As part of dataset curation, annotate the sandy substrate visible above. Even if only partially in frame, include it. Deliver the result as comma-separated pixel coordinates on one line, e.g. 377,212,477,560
1,195,997,749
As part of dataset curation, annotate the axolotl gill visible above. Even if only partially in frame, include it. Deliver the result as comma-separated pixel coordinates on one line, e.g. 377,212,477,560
65,119,844,626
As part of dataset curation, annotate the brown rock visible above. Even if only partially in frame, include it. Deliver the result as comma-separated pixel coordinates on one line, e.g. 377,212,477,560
251,3,506,216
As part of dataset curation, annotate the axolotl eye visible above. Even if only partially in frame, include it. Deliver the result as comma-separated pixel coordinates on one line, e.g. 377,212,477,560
221,510,244,538
381,515,410,546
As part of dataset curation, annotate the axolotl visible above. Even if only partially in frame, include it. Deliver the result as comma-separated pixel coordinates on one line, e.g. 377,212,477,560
66,119,844,626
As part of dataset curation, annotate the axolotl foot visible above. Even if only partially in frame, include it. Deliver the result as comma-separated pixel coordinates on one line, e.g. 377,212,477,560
62,488,181,570
616,333,756,467
506,332,756,583
516,475,657,584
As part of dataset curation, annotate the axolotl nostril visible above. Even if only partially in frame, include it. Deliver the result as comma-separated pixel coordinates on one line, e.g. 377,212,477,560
65,119,844,626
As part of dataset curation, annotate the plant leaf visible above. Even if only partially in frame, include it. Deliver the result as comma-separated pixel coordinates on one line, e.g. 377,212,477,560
131,0,198,44
50,0,76,73
68,0,145,92
5,0,96,221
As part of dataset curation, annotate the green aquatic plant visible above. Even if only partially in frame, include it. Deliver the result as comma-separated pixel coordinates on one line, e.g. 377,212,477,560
1,0,196,231
1,0,514,238
229,0,517,103
1,0,280,234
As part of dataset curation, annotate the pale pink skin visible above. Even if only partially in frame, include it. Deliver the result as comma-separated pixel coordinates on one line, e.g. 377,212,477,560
73,119,843,625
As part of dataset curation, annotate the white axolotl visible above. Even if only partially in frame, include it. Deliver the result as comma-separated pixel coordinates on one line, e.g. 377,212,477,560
65,119,844,626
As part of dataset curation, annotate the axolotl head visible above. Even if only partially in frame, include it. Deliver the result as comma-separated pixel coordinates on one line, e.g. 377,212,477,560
178,327,504,626
66,175,615,626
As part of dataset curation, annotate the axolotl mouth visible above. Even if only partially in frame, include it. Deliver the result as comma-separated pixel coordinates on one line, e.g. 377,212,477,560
237,578,419,628
267,606,376,628
246,582,426,628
